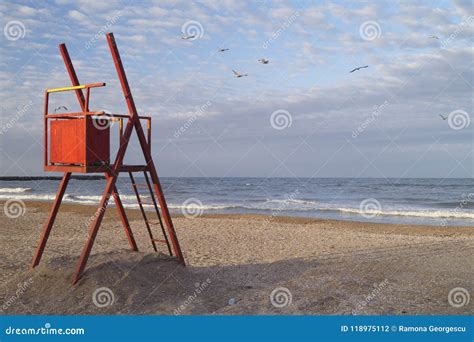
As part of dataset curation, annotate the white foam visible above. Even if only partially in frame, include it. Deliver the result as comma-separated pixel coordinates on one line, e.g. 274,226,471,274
331,207,474,219
0,187,32,193
2,192,472,220
70,194,144,201
0,194,55,201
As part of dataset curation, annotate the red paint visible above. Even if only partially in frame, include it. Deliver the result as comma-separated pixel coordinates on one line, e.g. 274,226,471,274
49,118,109,166
32,33,184,285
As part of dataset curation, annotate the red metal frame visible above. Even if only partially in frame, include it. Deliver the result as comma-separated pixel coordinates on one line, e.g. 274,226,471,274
31,32,185,285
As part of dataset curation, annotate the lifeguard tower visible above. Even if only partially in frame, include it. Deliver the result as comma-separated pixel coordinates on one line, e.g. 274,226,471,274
31,32,185,284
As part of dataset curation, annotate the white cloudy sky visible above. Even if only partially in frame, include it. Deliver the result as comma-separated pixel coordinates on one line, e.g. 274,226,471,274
0,0,472,177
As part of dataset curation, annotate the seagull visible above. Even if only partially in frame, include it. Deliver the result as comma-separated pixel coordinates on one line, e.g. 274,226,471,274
428,35,440,40
54,106,68,113
258,59,269,64
181,33,196,40
232,69,248,78
349,65,368,73
218,48,229,52
439,114,448,120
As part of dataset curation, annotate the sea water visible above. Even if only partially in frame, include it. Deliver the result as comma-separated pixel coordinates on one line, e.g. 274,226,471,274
0,177,473,227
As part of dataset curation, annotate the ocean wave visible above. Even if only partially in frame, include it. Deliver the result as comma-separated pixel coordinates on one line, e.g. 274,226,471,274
69,194,145,201
0,187,32,193
0,193,143,205
1,193,473,220
0,194,55,201
264,198,319,206
434,201,474,209
329,207,474,219
166,203,233,210
166,203,474,219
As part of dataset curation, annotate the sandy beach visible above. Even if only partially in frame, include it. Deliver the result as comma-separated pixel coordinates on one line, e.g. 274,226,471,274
0,200,472,315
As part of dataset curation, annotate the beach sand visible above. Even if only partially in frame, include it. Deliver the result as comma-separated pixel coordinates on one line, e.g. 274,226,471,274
0,200,472,315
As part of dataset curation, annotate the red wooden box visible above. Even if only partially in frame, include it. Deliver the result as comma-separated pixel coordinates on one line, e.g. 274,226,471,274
49,118,110,166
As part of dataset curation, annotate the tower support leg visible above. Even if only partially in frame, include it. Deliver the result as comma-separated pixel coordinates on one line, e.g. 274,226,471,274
31,172,71,268
59,42,138,252
106,32,185,265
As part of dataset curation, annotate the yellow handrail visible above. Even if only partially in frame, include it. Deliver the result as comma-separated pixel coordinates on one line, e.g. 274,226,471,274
46,82,105,93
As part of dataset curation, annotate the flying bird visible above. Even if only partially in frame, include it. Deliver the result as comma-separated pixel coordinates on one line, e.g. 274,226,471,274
439,114,448,120
218,48,229,52
232,69,248,78
181,33,196,40
54,106,68,113
428,35,440,40
258,59,269,64
349,65,368,73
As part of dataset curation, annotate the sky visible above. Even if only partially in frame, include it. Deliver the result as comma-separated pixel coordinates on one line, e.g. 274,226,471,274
0,0,472,178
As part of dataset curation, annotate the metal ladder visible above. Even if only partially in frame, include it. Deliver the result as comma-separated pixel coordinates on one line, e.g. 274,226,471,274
128,171,172,255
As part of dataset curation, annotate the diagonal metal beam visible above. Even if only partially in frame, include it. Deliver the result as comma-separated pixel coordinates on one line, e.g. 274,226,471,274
59,43,138,252
106,32,185,265
31,172,71,268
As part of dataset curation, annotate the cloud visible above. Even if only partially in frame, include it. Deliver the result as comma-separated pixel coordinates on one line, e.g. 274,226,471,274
67,9,94,26
0,0,472,177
